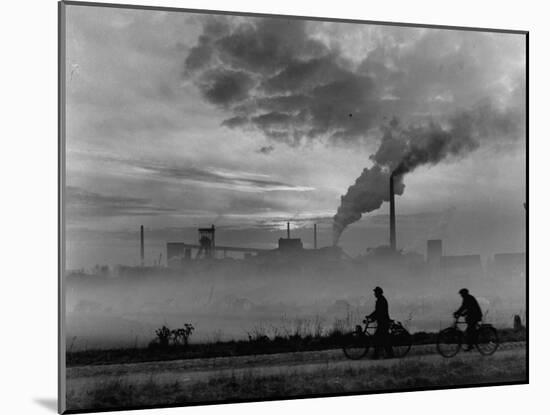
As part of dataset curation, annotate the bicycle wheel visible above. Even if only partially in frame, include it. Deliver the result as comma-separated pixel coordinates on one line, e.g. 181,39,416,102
391,328,412,358
342,330,370,360
436,327,462,358
476,325,499,356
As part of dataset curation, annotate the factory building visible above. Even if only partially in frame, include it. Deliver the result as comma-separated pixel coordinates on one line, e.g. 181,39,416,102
426,239,443,264
277,222,304,252
278,238,303,252
425,239,483,281
165,222,324,268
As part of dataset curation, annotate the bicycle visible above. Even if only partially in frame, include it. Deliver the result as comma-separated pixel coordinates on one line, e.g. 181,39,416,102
436,317,499,358
342,317,412,360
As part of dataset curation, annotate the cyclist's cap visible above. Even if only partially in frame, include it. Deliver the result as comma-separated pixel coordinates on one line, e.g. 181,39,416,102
459,288,469,294
373,286,383,293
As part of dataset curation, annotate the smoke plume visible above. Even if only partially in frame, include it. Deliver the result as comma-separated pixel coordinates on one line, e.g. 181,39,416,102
333,165,405,244
333,102,521,243
183,17,524,243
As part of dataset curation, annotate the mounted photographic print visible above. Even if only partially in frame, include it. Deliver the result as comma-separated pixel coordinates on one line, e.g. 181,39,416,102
58,1,528,413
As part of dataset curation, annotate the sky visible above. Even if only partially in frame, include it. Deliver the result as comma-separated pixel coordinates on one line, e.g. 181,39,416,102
64,5,526,269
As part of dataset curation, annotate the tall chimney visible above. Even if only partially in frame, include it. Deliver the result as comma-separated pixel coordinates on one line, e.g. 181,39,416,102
389,175,396,251
287,222,290,239
140,225,144,266
314,223,318,249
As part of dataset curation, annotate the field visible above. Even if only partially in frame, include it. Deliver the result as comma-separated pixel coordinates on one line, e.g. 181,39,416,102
66,326,526,366
66,342,526,412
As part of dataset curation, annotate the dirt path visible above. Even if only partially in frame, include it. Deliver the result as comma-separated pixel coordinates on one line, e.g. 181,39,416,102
67,342,526,390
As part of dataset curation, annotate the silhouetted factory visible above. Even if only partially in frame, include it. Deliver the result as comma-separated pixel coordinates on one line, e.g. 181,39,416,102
133,174,524,279
164,222,339,268
166,224,271,264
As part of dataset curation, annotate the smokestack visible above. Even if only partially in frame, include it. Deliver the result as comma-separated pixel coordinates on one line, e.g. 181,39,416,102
333,112,490,240
287,222,290,239
140,225,144,266
389,175,396,251
314,224,317,249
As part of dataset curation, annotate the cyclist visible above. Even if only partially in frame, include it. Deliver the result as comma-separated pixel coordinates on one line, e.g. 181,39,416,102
367,286,394,359
453,288,483,351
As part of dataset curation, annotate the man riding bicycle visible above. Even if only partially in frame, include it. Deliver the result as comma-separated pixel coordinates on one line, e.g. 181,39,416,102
367,286,394,359
453,288,483,351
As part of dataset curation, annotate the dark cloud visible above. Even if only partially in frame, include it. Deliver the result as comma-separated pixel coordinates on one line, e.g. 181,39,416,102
183,17,231,72
185,17,525,150
257,145,274,155
213,19,327,74
199,69,255,107
255,95,310,113
307,74,376,140
183,18,323,77
221,115,249,128
66,186,176,218
184,17,382,145
261,55,346,93
251,112,293,129
391,115,479,176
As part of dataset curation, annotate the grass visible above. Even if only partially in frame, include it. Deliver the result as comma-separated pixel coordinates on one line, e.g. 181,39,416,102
66,326,526,367
66,350,526,411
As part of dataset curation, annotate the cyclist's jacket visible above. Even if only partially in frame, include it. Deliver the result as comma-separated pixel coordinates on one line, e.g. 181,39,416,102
368,295,390,324
456,294,482,322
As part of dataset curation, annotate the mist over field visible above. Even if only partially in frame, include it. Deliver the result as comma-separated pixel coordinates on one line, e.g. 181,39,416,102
65,259,525,351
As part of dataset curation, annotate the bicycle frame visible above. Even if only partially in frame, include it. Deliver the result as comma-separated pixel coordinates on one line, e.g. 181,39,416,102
451,316,485,332
356,318,377,336
452,317,468,329
357,319,406,335
437,316,499,357
343,318,413,360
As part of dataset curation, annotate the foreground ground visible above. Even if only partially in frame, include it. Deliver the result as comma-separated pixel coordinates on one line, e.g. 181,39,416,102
66,342,526,411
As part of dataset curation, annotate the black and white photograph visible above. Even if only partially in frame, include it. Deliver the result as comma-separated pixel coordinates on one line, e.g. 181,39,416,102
59,1,527,412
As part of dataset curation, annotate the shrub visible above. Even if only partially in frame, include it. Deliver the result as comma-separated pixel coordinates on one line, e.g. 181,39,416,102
152,323,195,349
171,324,195,346
154,325,171,348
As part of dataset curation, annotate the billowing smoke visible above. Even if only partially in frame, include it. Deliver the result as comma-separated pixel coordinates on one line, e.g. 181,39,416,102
184,17,525,243
392,113,478,176
333,102,522,243
333,164,405,244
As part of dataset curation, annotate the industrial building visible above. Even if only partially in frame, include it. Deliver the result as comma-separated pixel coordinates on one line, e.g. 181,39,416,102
165,222,327,268
130,174,524,280
426,239,443,264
